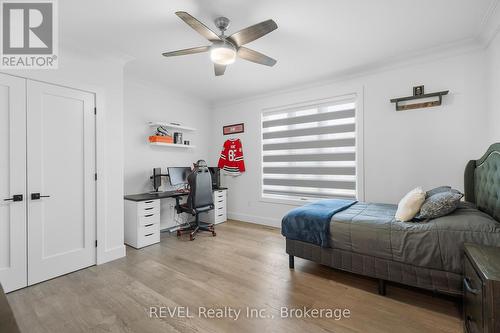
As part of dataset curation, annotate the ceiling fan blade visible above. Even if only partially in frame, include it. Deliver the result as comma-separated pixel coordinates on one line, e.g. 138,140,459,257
214,64,226,76
237,47,277,67
162,46,209,57
228,19,277,46
175,11,221,42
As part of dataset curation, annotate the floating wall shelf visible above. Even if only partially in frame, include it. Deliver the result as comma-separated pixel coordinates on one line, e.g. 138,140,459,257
147,122,196,132
149,142,196,148
390,90,449,111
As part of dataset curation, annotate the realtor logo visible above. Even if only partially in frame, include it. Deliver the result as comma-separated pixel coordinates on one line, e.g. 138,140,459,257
1,0,58,68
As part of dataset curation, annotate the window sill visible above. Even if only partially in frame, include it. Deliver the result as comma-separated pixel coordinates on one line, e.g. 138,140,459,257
259,196,315,207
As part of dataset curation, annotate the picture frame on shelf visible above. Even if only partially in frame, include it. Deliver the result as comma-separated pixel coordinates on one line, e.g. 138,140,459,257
413,85,424,96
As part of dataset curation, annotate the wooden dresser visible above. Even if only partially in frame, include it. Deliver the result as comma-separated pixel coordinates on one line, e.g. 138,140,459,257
464,243,500,333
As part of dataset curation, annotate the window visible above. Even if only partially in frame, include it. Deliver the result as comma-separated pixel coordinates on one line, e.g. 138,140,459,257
261,95,360,203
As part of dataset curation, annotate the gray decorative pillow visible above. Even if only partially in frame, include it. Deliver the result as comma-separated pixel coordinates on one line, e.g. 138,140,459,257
415,191,464,220
425,186,452,198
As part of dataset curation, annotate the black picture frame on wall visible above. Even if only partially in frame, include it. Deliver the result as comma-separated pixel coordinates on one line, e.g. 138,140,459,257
223,123,244,135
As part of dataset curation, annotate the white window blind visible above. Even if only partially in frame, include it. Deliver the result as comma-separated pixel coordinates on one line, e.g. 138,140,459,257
261,97,358,201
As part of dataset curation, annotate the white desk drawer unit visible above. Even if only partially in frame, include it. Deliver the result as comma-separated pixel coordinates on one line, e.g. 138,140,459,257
125,199,161,249
200,189,227,225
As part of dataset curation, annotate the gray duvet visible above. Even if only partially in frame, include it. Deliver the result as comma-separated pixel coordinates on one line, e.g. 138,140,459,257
329,202,500,274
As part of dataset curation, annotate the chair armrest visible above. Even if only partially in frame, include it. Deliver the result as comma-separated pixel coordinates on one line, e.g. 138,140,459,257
174,196,182,214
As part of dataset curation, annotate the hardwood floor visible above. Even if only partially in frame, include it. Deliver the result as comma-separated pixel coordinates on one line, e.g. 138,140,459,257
7,220,462,333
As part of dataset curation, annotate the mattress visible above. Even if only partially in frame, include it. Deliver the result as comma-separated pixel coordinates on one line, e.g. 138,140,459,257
329,202,500,274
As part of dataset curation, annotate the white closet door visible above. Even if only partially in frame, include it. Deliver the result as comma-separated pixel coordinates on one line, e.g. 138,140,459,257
0,74,27,292
27,81,96,285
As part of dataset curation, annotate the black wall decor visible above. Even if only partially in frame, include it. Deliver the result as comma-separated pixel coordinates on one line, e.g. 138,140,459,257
390,86,449,111
413,85,424,96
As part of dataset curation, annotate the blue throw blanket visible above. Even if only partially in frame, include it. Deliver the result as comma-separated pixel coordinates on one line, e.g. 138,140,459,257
281,199,357,247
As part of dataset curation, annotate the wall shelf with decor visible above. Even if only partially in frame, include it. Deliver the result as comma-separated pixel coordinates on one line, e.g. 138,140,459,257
147,121,196,147
149,142,196,148
390,85,449,111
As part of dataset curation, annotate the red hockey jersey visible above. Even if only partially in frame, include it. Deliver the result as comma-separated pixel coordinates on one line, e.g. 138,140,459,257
218,139,245,175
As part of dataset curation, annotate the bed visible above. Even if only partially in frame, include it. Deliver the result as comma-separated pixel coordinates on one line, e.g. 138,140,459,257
285,143,500,296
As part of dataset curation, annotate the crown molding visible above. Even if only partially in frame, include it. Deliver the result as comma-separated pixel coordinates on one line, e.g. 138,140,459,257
60,43,136,67
210,0,500,108
124,67,212,105
213,37,482,109
478,0,500,47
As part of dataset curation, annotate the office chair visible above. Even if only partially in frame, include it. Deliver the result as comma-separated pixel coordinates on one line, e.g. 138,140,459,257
175,160,216,241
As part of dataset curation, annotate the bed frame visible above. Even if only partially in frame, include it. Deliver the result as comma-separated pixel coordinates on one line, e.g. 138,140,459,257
286,143,500,296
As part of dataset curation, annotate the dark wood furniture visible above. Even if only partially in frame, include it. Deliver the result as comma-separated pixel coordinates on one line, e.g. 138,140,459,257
464,243,500,333
0,284,21,333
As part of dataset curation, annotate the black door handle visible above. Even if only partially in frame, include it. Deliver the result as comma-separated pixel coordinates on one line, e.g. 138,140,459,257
3,194,23,202
31,193,51,200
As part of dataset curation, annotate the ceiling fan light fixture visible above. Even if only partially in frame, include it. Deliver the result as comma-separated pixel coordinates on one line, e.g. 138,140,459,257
163,12,278,75
210,41,236,65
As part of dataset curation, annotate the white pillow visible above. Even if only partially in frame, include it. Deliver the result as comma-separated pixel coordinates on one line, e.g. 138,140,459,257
395,187,426,222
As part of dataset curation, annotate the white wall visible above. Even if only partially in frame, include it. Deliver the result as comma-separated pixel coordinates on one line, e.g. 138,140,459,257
1,47,125,264
123,72,212,228
487,32,500,143
211,50,489,227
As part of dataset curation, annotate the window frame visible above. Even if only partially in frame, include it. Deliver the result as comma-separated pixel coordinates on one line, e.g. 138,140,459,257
259,89,364,206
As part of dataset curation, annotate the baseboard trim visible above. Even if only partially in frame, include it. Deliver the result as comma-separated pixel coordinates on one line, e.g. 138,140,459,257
97,244,126,265
227,212,281,228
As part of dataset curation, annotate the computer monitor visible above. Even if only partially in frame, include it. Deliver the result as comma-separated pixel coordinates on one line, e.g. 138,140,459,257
152,167,162,192
208,167,220,189
168,167,191,186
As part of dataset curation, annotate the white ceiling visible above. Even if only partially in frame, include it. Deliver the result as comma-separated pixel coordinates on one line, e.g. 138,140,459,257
61,0,497,102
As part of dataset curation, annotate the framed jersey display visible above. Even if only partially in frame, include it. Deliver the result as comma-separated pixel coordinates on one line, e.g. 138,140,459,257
218,138,246,175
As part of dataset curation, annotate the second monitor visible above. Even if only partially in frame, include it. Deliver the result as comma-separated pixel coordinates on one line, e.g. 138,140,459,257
168,167,192,186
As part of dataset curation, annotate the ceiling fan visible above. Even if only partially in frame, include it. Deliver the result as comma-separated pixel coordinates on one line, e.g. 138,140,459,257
162,11,278,76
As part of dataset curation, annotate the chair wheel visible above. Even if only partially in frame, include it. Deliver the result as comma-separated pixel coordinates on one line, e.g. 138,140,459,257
189,234,195,241
176,230,181,237
212,232,216,237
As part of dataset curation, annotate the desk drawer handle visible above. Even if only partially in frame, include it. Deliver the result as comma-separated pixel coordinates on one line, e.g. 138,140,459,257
464,277,479,295
218,214,224,217
218,207,223,210
144,207,154,210
218,200,223,203
144,214,154,218
144,233,154,237
145,223,154,227
145,201,154,204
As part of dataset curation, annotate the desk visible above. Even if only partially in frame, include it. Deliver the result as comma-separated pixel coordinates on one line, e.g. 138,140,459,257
124,188,227,248
123,190,188,202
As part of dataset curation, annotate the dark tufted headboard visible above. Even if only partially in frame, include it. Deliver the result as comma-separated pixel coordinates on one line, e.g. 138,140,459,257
464,143,500,222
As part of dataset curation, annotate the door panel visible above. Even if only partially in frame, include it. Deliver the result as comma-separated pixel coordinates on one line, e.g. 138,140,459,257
27,81,96,285
0,73,27,292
